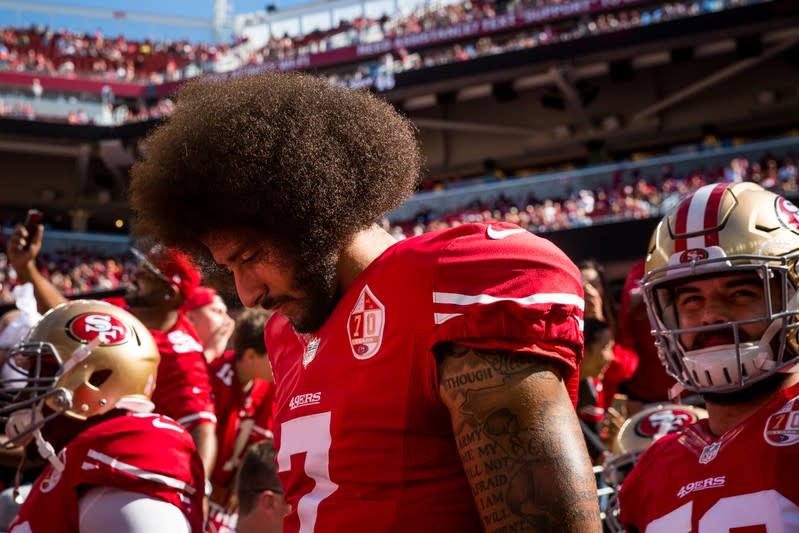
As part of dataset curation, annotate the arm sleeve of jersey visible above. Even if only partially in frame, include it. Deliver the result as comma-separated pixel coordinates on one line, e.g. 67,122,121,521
78,487,191,533
153,351,217,429
430,227,585,373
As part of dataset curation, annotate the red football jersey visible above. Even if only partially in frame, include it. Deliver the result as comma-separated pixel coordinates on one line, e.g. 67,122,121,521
266,223,584,532
619,381,799,532
150,313,217,429
8,413,205,532
208,350,275,495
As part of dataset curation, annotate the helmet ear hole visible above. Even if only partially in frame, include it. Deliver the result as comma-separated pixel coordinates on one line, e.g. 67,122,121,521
88,369,112,388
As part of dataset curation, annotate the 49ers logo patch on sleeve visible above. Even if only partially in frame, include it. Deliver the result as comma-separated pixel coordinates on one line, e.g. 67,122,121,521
347,285,385,360
66,313,131,346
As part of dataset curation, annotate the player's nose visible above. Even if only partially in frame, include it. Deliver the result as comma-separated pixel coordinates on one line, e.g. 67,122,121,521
700,297,730,325
234,272,264,309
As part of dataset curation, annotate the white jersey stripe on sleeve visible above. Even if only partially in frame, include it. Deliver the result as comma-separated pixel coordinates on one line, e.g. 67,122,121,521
176,412,217,427
434,312,464,325
85,449,196,495
433,291,584,311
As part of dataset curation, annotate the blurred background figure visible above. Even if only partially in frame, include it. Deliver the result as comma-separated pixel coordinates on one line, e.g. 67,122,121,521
234,440,288,533
579,260,638,421
206,308,275,533
577,317,616,465
184,286,235,363
0,282,43,530
614,258,685,413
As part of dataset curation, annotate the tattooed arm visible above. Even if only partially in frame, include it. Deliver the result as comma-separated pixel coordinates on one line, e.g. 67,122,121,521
435,342,601,533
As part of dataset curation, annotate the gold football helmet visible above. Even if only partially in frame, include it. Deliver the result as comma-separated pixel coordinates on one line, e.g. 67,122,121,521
0,300,159,447
603,403,708,532
642,182,799,394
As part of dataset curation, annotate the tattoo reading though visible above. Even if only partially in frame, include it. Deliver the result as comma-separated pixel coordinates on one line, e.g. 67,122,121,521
436,343,600,532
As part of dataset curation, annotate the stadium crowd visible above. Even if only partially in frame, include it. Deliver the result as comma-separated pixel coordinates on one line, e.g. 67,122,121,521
387,152,799,238
0,96,175,123
0,26,229,83
324,0,747,87
1,0,752,88
0,0,758,124
0,248,135,304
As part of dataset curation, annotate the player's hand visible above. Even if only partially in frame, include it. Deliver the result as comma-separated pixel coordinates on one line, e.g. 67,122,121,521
225,490,239,515
7,223,43,273
583,282,604,320
601,407,626,449
204,315,234,361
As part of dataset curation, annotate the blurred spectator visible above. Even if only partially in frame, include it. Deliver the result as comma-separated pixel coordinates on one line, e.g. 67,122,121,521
235,441,288,533
577,317,615,464
207,308,276,533
615,258,682,411
579,258,616,327
30,78,42,99
183,286,235,362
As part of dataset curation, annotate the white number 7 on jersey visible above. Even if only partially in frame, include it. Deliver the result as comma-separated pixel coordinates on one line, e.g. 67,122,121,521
278,411,339,533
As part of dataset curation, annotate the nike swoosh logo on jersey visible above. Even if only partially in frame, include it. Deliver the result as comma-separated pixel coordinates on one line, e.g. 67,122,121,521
486,225,527,240
151,417,184,432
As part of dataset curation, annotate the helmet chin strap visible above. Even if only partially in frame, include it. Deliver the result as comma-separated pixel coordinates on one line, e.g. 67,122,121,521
34,429,64,472
4,402,64,472
10,428,64,506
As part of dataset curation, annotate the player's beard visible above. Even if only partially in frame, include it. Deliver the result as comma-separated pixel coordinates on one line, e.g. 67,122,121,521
124,285,163,310
703,372,791,405
277,254,339,334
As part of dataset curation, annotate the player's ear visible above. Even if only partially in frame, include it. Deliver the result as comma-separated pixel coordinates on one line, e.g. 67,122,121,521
259,489,281,515
164,284,181,306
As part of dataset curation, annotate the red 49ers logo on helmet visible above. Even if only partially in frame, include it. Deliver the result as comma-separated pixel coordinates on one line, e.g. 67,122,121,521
635,408,699,438
679,248,708,263
66,313,131,346
776,197,799,233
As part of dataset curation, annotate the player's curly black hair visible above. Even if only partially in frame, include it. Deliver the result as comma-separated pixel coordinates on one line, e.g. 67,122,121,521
129,72,422,279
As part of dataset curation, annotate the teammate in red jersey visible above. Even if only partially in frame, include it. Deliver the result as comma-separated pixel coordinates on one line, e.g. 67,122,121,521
207,308,275,533
618,182,799,531
184,287,235,363
7,230,218,480
129,72,601,532
0,300,205,532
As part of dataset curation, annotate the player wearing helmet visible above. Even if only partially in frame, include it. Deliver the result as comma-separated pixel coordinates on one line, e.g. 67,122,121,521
602,404,707,532
0,300,205,533
618,182,799,531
